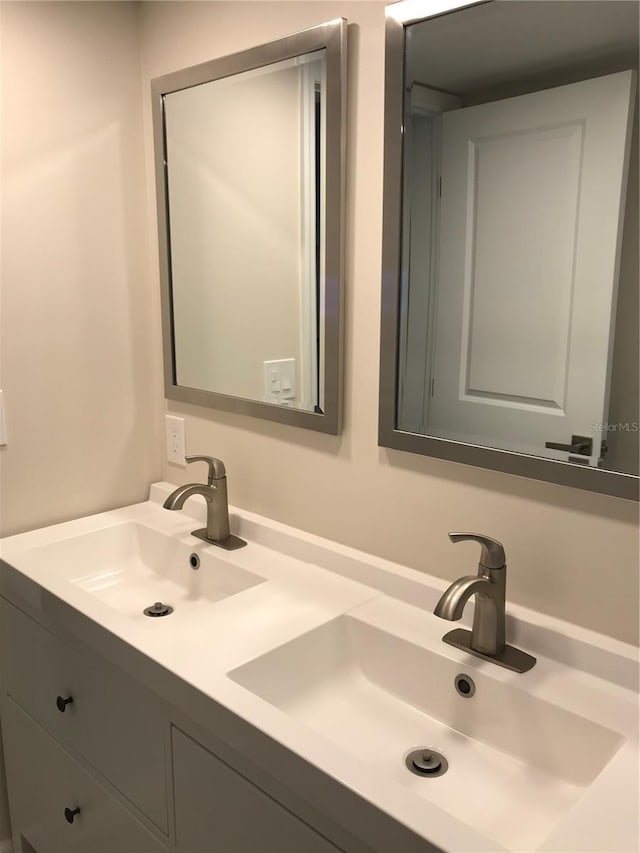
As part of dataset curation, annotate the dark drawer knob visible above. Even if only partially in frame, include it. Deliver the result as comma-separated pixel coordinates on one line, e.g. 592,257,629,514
56,695,73,713
64,806,80,824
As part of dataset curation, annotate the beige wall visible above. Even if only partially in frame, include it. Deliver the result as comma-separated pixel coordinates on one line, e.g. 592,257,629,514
141,1,639,646
0,1,163,538
166,63,304,402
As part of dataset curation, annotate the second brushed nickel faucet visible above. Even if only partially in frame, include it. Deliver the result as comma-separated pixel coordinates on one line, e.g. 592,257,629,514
163,455,247,550
434,533,535,673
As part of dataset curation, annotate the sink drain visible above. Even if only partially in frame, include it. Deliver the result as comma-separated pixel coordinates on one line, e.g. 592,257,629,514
143,601,174,618
454,673,476,698
405,748,448,778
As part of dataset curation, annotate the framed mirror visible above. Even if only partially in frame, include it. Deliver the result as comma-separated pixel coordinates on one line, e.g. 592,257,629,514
380,0,639,499
152,19,346,434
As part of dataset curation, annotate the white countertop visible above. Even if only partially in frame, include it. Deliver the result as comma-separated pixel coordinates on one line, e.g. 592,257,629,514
1,483,638,853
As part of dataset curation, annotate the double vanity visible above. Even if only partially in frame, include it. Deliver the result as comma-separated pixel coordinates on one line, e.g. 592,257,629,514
0,484,637,853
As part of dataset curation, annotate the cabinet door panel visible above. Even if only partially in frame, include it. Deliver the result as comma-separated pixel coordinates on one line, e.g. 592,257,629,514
2,698,166,853
173,727,342,853
1,601,168,831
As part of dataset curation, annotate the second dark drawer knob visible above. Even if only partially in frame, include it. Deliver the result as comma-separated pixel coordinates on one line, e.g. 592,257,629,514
56,695,73,713
64,806,80,824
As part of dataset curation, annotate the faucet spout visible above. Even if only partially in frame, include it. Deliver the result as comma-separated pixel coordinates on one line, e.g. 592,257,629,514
163,484,213,511
434,564,506,657
164,481,228,542
433,575,493,621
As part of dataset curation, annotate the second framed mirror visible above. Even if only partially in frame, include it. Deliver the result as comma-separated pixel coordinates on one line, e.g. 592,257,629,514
380,0,638,499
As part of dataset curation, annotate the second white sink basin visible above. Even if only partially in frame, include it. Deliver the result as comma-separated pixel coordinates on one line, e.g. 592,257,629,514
229,614,624,851
25,522,266,619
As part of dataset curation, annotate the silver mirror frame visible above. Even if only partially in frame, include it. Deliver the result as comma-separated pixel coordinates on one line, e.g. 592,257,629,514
152,19,346,435
379,0,638,501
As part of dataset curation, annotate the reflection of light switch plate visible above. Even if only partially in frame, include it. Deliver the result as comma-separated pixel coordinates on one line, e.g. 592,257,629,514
0,391,7,446
264,359,295,405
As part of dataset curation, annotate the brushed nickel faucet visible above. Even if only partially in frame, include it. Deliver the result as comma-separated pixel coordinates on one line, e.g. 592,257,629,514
163,455,247,550
434,533,535,673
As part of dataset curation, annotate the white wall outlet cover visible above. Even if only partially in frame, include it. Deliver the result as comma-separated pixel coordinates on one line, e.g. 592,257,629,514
165,414,186,465
0,390,7,446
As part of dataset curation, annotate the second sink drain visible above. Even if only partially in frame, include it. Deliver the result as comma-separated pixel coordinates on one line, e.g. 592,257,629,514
143,601,174,617
405,748,448,777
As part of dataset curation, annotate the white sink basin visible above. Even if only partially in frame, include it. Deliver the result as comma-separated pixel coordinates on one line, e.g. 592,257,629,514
229,614,624,851
25,522,266,619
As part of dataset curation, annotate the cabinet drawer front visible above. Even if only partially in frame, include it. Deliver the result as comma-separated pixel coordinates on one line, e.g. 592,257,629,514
3,698,167,853
2,601,168,832
173,727,342,853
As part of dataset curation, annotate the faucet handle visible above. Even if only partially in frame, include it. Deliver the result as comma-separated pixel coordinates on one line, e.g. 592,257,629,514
448,533,506,570
185,455,226,485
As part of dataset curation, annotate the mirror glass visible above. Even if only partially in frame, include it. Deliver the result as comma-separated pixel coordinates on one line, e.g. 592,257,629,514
382,0,639,495
165,52,325,411
152,21,345,433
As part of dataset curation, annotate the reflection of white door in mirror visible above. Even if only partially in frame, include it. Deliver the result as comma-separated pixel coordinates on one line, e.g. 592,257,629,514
421,71,636,467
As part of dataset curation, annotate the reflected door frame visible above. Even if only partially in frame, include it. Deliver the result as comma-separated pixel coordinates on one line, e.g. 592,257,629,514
398,84,461,433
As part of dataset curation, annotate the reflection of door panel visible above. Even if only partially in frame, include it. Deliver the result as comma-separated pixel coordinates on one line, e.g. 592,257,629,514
430,71,636,466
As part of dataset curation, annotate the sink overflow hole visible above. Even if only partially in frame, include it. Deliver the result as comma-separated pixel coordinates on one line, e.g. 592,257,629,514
454,673,476,698
143,602,174,618
189,553,200,570
405,748,448,778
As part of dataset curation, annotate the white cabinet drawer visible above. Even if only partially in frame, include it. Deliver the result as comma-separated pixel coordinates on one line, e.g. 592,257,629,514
2,698,167,853
173,726,343,853
1,601,168,832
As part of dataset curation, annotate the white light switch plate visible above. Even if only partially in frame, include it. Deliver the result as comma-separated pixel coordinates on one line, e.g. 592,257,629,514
0,391,7,446
165,415,186,465
264,359,296,405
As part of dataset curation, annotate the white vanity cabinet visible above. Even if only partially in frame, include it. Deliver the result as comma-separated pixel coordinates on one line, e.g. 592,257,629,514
172,727,342,853
0,599,350,853
0,600,170,853
1,601,168,832
2,698,166,853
